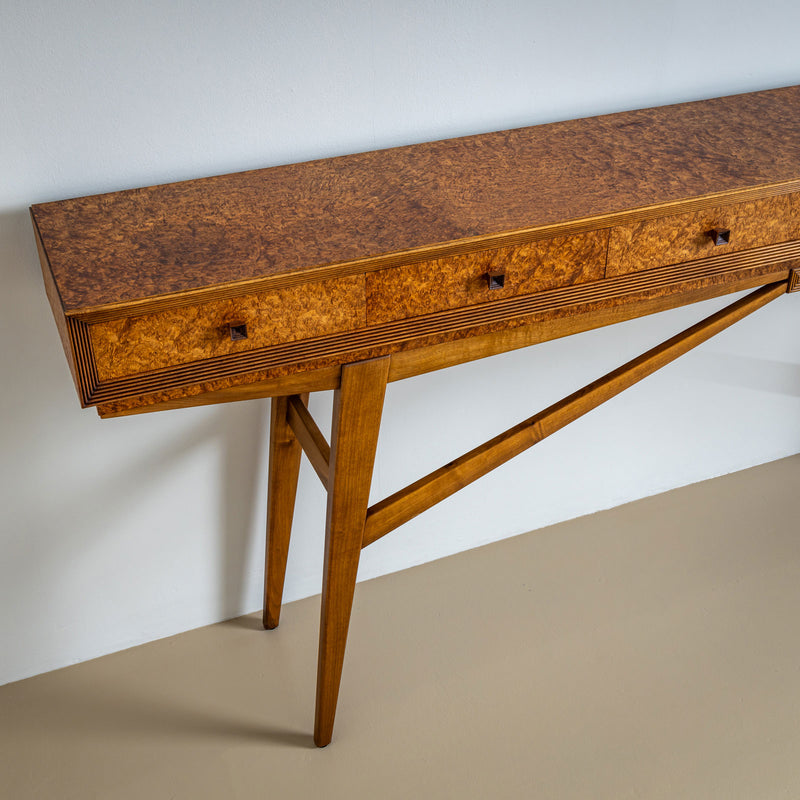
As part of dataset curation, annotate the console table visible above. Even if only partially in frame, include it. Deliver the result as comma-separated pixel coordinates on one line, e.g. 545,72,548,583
31,85,800,746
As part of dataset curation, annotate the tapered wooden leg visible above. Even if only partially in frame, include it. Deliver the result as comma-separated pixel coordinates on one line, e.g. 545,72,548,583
314,357,390,747
263,394,306,630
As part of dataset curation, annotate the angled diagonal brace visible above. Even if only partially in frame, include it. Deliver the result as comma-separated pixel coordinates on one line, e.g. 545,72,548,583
287,394,331,489
362,280,787,548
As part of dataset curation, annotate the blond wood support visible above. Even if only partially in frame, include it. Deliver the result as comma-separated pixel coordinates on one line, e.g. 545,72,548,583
362,281,786,547
263,394,308,629
287,394,331,489
314,357,390,747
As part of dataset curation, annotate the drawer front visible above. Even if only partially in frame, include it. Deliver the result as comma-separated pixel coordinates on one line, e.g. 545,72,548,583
90,275,366,381
607,192,800,277
366,230,608,324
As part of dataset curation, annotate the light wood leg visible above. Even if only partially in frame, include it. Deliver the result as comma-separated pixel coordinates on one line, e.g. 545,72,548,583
314,357,390,747
263,394,306,630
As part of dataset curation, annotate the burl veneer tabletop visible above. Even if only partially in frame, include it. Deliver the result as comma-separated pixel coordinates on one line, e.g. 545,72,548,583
32,85,800,313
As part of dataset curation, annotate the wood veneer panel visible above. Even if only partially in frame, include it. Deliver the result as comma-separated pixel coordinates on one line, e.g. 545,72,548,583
90,275,365,381
607,193,800,276
97,367,342,417
85,239,800,404
94,261,792,417
366,231,607,324
387,270,792,384
31,85,800,315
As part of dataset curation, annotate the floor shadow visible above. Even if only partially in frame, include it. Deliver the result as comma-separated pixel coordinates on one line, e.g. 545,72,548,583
15,675,316,749
224,613,268,631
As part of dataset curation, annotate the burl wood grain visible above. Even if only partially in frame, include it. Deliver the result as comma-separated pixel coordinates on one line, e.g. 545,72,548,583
93,260,791,417
607,193,800,276
366,231,607,324
81,235,799,410
90,275,365,381
32,85,800,314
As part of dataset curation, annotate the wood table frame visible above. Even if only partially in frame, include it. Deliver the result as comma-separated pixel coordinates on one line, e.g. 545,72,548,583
263,280,792,746
31,85,800,746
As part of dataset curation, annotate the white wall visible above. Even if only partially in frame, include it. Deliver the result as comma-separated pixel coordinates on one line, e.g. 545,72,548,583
1,0,799,686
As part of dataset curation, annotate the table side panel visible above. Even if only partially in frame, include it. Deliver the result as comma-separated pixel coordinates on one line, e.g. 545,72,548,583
91,255,794,415
607,192,800,276
365,230,608,324
89,274,366,382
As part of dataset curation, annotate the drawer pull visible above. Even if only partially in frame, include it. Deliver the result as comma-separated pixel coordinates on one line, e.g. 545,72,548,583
707,228,731,246
486,270,506,290
229,322,248,341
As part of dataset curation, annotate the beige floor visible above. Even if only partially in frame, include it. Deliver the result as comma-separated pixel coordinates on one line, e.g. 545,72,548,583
2,454,799,799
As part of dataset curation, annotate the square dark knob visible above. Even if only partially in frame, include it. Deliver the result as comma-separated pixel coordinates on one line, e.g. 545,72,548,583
708,228,731,246
486,271,506,290
229,323,248,341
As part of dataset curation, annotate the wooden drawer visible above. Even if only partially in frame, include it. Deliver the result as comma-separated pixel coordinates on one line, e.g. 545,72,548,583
89,275,366,381
607,192,800,277
366,230,608,324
